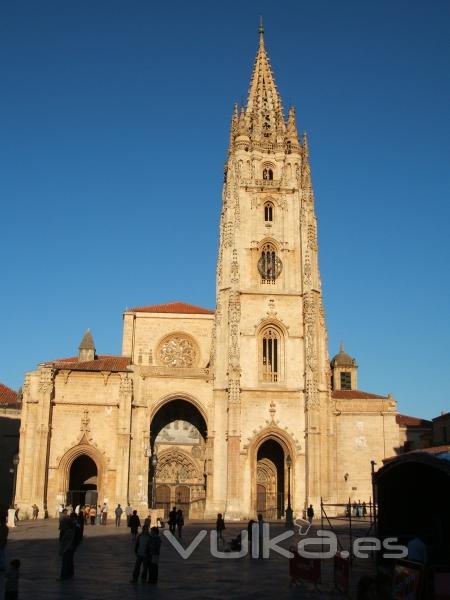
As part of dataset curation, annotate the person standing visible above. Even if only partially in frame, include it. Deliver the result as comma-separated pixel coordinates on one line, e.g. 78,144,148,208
0,516,8,572
96,505,102,525
125,504,133,527
257,513,265,558
4,558,20,600
129,510,141,541
168,507,177,535
89,505,97,525
59,515,75,580
131,525,150,583
176,509,184,538
115,504,123,526
101,502,108,525
216,513,226,548
307,504,314,523
147,527,161,584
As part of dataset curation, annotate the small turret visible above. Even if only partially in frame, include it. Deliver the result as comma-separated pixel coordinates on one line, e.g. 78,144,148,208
330,343,358,390
286,107,299,141
78,329,96,362
228,103,239,153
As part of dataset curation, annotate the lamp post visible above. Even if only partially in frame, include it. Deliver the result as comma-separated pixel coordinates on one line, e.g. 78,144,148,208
151,453,158,509
370,460,377,532
285,454,294,528
11,454,19,508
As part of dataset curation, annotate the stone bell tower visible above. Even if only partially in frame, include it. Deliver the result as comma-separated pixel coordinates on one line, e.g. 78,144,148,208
210,25,333,519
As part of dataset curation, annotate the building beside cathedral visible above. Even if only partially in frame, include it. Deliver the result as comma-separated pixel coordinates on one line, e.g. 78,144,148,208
16,30,409,520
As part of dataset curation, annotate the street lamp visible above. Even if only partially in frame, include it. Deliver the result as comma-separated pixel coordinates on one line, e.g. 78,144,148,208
11,454,19,508
285,454,294,528
151,453,158,509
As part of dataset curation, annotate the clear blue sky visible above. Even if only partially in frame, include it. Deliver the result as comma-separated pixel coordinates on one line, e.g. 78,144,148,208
1,0,449,419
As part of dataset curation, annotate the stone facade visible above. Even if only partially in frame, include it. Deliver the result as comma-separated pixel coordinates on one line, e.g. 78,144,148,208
15,30,413,520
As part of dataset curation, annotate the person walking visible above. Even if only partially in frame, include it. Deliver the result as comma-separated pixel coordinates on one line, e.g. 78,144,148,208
4,558,20,600
59,515,75,580
125,504,133,527
131,525,150,583
168,507,177,535
129,510,141,541
176,509,184,538
74,509,85,549
96,505,102,525
115,504,123,527
0,516,8,572
147,527,161,584
216,513,226,548
307,504,314,523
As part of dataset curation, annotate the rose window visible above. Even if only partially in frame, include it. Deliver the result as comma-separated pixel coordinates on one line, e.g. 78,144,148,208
159,336,196,368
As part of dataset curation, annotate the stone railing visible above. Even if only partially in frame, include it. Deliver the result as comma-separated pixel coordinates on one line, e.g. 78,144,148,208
241,179,282,188
139,366,211,380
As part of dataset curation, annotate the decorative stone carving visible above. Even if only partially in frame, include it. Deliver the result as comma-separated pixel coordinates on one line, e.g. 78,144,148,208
119,374,133,397
156,450,201,483
39,368,54,394
159,335,197,368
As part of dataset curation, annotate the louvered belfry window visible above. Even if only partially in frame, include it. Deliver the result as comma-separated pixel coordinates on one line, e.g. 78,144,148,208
262,327,279,382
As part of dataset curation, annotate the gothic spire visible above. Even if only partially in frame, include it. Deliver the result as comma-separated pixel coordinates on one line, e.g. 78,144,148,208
246,25,284,140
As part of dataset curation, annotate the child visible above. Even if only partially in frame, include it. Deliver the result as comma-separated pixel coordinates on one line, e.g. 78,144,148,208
5,558,20,600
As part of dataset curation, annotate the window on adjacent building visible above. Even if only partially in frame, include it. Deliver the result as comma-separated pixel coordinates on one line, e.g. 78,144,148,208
264,202,273,222
261,327,280,383
340,371,352,390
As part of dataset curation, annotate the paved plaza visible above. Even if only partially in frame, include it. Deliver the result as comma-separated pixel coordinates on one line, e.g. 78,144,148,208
0,519,373,599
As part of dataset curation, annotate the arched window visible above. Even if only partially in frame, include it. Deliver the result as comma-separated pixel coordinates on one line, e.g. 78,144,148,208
258,243,282,283
263,166,274,180
264,202,273,223
261,327,281,383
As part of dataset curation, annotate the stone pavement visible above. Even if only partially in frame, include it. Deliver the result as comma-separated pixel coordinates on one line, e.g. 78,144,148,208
0,519,371,599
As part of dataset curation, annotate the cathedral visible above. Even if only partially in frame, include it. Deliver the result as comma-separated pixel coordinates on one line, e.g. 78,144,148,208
15,29,403,520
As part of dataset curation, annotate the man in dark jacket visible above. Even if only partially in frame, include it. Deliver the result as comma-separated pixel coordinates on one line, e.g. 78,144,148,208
129,510,141,541
147,527,162,584
168,507,177,534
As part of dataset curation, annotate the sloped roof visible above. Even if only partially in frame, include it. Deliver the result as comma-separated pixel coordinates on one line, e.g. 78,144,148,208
396,414,433,429
129,301,214,315
48,355,131,373
332,390,387,400
0,383,19,406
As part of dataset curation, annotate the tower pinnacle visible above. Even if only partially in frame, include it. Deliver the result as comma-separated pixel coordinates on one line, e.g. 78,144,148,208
246,26,284,142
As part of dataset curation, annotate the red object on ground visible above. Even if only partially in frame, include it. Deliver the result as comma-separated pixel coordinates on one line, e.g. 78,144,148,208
289,549,321,584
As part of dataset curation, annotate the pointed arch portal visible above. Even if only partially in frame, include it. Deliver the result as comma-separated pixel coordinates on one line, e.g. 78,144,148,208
68,454,98,507
149,398,207,516
256,439,286,519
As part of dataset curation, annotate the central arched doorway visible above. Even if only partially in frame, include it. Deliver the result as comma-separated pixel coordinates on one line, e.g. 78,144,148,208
256,439,285,520
149,398,207,518
68,455,98,507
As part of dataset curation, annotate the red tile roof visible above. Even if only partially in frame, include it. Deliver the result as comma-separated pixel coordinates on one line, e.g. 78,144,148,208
332,390,388,400
0,383,19,406
396,414,433,428
48,355,131,373
129,301,214,315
